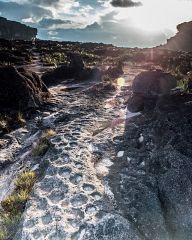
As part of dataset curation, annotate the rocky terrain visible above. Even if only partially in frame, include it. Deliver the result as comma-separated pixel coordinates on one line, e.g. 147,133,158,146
0,17,37,41
164,21,192,51
0,38,192,240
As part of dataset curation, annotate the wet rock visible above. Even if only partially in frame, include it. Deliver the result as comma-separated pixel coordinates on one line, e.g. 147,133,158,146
0,66,49,110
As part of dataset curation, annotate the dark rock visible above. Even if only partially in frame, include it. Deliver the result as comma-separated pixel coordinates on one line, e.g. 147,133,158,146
127,94,145,112
42,62,101,87
82,214,142,240
158,165,192,240
105,61,124,79
164,21,192,51
128,70,177,112
0,17,37,40
0,66,49,110
112,92,192,240
0,51,26,65
132,70,176,96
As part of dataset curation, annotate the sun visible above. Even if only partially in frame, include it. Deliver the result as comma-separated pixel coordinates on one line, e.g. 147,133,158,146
115,0,192,33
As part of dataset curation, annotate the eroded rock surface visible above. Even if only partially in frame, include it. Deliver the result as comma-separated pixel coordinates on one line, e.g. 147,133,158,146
0,66,49,110
110,93,192,240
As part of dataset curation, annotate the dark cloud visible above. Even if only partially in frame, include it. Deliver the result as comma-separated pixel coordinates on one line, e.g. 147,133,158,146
0,1,52,22
30,0,59,6
110,0,142,7
38,18,72,28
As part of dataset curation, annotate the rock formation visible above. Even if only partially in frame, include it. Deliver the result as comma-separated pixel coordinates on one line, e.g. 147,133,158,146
42,54,102,86
0,17,37,41
128,70,177,112
164,21,192,51
0,66,49,110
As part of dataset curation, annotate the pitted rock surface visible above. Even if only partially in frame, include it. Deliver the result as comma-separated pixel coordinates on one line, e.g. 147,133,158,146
15,81,141,240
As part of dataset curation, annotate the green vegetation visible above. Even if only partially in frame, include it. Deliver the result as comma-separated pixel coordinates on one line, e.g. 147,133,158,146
0,171,37,240
177,78,189,91
0,230,7,240
0,112,26,133
41,52,68,66
32,129,56,156
0,118,9,132
16,112,26,125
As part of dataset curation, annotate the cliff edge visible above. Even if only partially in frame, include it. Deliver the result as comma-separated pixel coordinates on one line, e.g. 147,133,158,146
164,21,192,51
0,17,37,41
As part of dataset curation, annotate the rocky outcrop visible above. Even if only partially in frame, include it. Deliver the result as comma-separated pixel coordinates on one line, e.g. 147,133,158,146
104,61,124,79
128,70,177,112
110,92,192,240
0,66,49,110
164,21,192,51
42,54,102,86
0,17,37,41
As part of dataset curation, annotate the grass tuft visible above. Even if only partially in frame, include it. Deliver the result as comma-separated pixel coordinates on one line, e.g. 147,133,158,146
0,230,7,240
32,129,56,157
0,118,9,132
16,112,26,125
0,171,37,239
15,171,37,192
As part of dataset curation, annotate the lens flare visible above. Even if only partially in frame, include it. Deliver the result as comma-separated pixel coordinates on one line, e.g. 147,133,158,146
117,77,125,87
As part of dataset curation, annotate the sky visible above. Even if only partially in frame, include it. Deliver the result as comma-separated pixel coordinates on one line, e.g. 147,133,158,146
0,0,192,47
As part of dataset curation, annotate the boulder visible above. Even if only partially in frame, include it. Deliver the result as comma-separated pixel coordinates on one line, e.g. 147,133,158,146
0,66,49,110
42,64,102,87
132,70,177,96
105,61,124,79
128,70,177,112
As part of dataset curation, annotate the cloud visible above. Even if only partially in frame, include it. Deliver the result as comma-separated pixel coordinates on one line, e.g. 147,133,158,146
30,0,60,6
38,18,72,29
38,17,171,48
0,1,52,22
110,0,142,7
48,31,58,36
